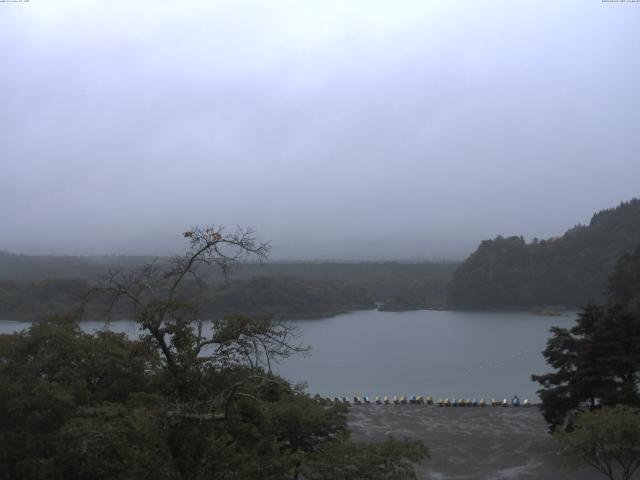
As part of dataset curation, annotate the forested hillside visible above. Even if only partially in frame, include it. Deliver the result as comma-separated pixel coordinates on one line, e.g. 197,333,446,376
0,253,455,318
203,276,374,318
233,262,455,310
449,199,640,309
0,276,375,321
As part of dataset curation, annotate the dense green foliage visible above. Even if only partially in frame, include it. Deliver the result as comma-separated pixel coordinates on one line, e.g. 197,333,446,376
0,318,427,480
0,253,455,318
0,278,92,320
232,262,456,310
0,226,428,479
204,276,374,318
532,244,640,431
555,406,640,480
450,199,640,309
0,276,374,321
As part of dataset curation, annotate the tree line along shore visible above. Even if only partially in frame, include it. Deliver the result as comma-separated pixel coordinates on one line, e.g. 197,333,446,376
1,197,639,321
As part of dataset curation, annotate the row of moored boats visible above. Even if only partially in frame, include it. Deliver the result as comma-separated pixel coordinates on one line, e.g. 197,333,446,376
323,395,533,407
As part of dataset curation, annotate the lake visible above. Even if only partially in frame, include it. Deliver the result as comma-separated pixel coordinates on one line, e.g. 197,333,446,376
0,309,576,401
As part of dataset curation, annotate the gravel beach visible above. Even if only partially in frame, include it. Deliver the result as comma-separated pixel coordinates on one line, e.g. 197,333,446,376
348,405,603,480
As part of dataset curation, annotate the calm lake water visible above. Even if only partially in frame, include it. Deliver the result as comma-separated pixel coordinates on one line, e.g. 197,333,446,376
0,309,576,401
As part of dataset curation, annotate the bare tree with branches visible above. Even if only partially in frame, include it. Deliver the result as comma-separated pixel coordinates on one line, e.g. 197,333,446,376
87,225,307,403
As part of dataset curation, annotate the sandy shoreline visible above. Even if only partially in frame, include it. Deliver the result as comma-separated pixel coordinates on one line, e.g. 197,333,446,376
348,405,602,480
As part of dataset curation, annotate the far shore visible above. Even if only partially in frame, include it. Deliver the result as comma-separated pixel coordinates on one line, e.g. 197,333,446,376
0,306,579,325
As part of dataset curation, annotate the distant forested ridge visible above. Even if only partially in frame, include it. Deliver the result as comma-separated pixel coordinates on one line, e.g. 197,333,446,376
0,253,455,319
231,262,456,311
449,198,640,309
203,276,374,318
0,276,374,321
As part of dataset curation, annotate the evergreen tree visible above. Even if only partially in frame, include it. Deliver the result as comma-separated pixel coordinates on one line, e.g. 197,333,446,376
532,244,640,431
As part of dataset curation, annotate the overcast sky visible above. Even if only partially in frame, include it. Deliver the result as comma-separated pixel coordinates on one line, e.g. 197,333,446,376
0,0,639,260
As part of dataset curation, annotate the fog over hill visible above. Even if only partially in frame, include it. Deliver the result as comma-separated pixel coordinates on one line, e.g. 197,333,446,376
1,1,639,259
